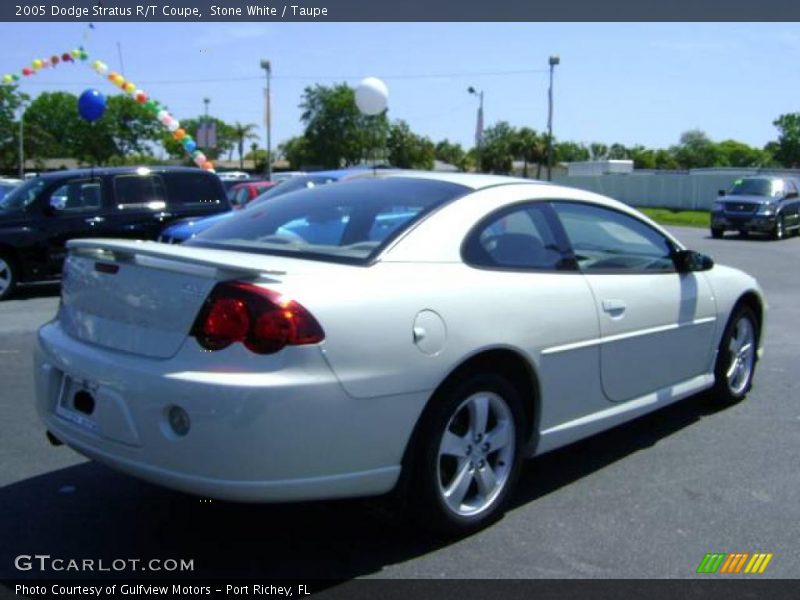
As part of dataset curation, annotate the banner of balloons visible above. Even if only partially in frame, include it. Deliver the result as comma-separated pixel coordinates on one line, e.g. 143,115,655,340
1,48,214,172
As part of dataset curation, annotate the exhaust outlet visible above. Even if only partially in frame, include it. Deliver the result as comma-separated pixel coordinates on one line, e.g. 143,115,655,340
46,431,63,447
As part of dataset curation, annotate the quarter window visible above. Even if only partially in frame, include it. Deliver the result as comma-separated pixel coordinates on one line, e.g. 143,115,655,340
551,202,675,273
113,174,166,209
463,203,572,271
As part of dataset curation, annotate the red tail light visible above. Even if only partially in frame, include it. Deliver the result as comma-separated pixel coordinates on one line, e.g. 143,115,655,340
191,282,324,354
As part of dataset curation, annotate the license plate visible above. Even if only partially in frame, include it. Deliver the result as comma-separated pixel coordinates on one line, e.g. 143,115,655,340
55,374,100,433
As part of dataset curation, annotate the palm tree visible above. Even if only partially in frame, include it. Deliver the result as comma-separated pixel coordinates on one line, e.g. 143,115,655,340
514,127,546,179
232,122,259,169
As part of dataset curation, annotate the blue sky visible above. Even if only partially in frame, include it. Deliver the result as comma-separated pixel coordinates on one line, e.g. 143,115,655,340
3,22,799,155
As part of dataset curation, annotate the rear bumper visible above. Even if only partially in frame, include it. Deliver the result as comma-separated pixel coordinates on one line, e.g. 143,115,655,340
34,322,427,502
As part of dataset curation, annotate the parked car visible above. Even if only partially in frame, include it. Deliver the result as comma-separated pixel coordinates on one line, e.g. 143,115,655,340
710,176,800,240
158,168,376,244
34,173,765,534
0,166,229,300
227,180,277,209
271,171,306,182
216,171,251,182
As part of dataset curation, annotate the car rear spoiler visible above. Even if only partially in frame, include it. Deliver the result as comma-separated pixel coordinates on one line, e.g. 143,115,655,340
67,238,285,280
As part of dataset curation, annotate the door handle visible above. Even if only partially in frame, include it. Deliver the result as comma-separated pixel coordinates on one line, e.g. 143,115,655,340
84,216,105,225
154,212,173,220
602,299,627,315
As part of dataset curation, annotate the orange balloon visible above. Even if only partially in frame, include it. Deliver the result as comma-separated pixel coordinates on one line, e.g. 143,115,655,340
201,161,214,171
173,128,186,141
108,71,118,81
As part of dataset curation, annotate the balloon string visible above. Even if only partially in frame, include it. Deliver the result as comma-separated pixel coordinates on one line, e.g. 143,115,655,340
2,49,214,172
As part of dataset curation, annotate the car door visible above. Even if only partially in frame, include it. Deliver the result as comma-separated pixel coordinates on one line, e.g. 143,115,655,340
783,179,800,229
551,201,717,403
38,177,113,276
104,172,172,240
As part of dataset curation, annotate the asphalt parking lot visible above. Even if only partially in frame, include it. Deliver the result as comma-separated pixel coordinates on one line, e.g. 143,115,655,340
0,226,798,582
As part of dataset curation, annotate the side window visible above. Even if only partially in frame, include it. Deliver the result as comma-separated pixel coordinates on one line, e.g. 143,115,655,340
162,173,224,207
784,179,797,197
463,203,572,271
48,179,104,212
113,175,166,208
552,202,675,273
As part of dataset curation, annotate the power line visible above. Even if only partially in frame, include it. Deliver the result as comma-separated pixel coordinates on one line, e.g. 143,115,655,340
11,67,551,86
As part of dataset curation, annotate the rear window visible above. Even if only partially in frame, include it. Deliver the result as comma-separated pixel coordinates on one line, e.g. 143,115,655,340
163,172,226,207
113,174,166,208
186,178,468,263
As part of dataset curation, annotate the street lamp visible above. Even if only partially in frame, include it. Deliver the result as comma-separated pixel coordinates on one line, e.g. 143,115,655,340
201,97,210,150
468,86,484,173
546,55,560,181
260,59,272,181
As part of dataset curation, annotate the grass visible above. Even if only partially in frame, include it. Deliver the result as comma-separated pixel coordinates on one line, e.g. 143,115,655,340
635,207,710,228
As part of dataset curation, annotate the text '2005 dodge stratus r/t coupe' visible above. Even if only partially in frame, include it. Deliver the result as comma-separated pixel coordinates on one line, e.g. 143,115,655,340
34,173,765,534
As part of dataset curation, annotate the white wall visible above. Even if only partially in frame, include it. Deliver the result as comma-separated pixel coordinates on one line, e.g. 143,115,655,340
552,169,800,210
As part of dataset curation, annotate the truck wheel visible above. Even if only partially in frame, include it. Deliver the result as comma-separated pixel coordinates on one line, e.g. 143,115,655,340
0,253,18,301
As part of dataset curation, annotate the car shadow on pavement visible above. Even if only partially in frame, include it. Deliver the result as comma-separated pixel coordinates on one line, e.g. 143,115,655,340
0,393,729,583
11,283,60,300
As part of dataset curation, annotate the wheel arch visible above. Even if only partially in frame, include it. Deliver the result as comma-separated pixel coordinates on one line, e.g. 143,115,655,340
734,290,765,348
400,347,542,473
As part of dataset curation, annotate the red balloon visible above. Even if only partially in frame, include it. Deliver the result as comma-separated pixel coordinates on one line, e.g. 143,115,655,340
51,55,60,65
135,91,148,104
62,53,72,62
22,68,33,76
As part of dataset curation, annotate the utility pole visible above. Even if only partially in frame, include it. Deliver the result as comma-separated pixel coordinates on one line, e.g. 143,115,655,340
18,102,26,179
202,97,210,149
260,59,272,181
468,86,484,172
547,55,560,181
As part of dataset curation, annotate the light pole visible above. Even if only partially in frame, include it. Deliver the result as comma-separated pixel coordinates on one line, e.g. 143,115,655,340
202,97,210,150
468,86,484,173
260,59,272,181
546,55,560,181
18,104,25,179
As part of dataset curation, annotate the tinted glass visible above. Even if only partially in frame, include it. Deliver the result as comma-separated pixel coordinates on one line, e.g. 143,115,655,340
247,175,340,208
464,203,571,270
728,178,774,197
553,202,675,273
0,178,46,211
187,178,468,263
113,174,166,207
163,172,225,206
48,179,103,211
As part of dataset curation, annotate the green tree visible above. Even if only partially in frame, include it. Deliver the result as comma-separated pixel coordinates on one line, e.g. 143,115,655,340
716,139,767,167
512,127,546,178
771,114,800,167
608,143,629,160
671,129,720,169
434,139,466,170
299,83,388,168
553,141,590,163
232,122,259,169
480,121,517,174
628,145,657,169
245,142,269,172
386,120,435,169
0,85,29,173
589,142,609,160
279,135,310,170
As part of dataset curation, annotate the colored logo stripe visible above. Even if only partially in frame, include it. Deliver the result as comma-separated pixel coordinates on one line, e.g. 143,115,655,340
697,553,773,574
744,553,773,574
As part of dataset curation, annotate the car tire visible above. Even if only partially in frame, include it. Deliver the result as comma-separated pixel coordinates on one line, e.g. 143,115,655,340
711,228,724,239
0,252,17,301
771,215,785,241
406,372,526,535
711,305,759,404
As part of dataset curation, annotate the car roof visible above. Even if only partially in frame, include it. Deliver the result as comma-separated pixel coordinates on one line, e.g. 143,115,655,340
382,170,548,190
36,166,212,180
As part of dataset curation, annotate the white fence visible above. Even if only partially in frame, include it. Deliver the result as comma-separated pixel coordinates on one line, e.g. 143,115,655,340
552,169,800,211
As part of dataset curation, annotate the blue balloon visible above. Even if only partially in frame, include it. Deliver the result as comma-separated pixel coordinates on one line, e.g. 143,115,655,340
77,89,106,122
183,139,197,153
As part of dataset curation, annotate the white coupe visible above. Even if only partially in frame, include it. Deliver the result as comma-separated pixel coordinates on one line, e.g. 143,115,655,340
34,173,765,533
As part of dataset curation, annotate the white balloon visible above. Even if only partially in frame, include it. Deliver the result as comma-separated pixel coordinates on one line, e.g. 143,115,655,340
355,77,388,116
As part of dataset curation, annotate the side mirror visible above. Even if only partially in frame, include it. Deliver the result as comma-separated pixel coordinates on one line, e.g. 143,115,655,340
674,249,714,273
717,189,726,197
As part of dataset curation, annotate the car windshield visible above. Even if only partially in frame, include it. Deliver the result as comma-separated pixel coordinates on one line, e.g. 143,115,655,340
0,178,46,211
728,178,775,197
186,178,469,263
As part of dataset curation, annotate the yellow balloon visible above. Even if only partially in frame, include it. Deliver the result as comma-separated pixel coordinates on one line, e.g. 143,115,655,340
123,82,136,94
32,59,43,70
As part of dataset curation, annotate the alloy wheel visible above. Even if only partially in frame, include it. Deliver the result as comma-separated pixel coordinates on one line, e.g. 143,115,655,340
436,391,516,517
0,257,12,298
726,316,756,396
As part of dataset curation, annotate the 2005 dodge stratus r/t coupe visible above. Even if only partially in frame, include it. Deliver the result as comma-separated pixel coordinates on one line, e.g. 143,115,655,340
34,173,765,533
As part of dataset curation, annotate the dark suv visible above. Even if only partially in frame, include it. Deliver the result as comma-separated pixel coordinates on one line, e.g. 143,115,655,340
0,166,229,299
710,176,800,240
